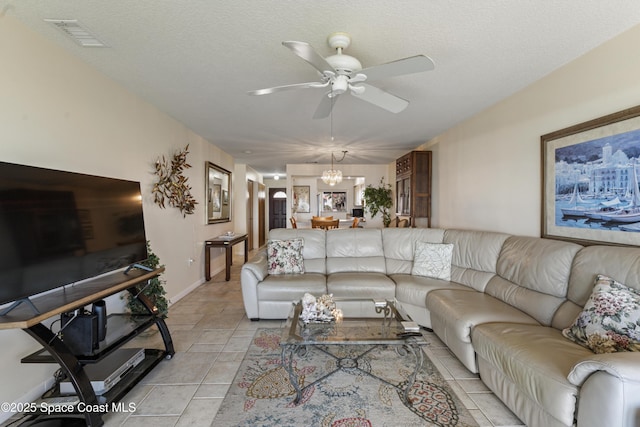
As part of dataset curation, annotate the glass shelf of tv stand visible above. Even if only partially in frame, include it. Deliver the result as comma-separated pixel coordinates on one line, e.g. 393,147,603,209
36,347,166,403
21,313,162,364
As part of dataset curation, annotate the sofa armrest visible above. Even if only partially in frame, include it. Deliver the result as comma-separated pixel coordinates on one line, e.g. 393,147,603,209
243,250,268,282
240,250,268,319
568,352,640,427
568,352,640,386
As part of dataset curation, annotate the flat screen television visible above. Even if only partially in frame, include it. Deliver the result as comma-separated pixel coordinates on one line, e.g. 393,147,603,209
0,161,148,314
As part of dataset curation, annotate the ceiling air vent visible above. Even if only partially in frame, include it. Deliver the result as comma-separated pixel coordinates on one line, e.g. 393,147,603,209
44,19,108,47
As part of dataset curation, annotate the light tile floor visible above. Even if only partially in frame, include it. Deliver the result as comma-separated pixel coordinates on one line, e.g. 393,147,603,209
98,252,526,427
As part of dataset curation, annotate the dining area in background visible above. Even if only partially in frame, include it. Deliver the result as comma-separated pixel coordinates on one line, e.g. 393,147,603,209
311,217,340,229
289,216,363,229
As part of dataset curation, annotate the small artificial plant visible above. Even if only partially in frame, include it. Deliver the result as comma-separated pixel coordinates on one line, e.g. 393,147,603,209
363,177,394,227
124,241,169,318
152,144,198,217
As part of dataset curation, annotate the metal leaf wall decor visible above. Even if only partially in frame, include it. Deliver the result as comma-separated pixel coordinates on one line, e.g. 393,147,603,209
152,144,198,217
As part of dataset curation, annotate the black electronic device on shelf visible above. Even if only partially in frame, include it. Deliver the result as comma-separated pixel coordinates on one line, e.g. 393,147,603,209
92,300,107,342
60,310,99,355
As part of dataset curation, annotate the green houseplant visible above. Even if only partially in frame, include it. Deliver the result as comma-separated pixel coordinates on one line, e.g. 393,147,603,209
124,241,169,318
363,178,394,227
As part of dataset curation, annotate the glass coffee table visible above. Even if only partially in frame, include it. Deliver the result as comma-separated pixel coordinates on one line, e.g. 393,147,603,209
280,298,427,405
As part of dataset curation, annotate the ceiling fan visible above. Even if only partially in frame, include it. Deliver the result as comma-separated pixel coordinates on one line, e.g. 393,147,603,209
248,32,435,118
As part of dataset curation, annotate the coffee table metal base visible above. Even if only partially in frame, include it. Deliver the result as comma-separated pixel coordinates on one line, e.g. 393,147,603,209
281,340,424,405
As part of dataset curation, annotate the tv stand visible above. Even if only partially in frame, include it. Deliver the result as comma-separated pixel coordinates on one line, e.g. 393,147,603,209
0,268,174,427
0,297,40,316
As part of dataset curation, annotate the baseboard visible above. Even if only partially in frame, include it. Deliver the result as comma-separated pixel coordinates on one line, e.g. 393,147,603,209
170,277,207,306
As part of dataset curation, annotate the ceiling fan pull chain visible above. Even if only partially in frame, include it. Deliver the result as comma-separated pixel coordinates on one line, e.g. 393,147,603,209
330,88,334,141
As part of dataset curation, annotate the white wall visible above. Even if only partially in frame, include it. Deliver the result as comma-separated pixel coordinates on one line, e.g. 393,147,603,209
0,15,239,415
420,23,640,237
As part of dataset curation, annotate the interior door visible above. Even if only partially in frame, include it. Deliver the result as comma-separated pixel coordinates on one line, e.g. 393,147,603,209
258,183,266,246
247,180,254,250
269,188,287,230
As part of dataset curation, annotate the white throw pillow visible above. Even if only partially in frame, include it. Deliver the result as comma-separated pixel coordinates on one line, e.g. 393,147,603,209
411,242,454,281
267,238,305,275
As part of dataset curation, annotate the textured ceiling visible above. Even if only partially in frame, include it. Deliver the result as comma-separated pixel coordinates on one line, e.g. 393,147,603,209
4,1,640,177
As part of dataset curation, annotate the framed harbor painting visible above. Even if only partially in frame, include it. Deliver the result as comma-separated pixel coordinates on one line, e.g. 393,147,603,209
542,105,640,246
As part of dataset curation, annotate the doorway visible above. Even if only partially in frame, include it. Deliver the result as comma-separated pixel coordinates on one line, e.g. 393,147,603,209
247,180,254,250
269,188,287,230
247,180,266,249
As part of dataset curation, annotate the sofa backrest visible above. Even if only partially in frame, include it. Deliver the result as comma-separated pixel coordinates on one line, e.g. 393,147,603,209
326,228,386,274
268,228,326,274
552,245,640,330
443,229,511,291
487,236,582,326
382,228,445,274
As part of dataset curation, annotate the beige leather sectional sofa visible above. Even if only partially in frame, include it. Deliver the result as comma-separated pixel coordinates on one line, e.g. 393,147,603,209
240,227,640,427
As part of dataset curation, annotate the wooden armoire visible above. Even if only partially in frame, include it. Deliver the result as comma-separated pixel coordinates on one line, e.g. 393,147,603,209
395,150,432,227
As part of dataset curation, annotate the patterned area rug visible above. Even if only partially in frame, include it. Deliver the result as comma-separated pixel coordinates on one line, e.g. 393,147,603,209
213,328,478,427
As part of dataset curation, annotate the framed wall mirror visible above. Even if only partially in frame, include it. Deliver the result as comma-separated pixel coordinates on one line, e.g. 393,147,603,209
206,161,231,224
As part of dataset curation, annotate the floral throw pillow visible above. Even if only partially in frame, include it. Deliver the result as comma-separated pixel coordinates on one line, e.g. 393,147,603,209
267,238,305,275
562,274,640,353
411,242,454,281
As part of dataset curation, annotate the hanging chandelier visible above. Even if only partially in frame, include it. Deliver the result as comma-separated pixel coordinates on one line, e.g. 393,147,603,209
322,151,348,186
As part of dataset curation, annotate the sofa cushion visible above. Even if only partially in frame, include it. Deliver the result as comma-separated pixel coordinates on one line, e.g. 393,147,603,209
553,245,640,330
392,274,472,309
443,229,510,292
487,236,582,326
269,229,326,274
428,289,540,341
327,272,396,299
473,322,592,427
563,274,640,353
258,273,327,301
326,229,386,274
382,228,445,274
496,236,581,298
411,242,453,280
267,238,304,274
428,289,540,372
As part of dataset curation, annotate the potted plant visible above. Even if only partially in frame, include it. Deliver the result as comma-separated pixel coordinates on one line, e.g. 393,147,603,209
363,178,394,227
124,241,170,318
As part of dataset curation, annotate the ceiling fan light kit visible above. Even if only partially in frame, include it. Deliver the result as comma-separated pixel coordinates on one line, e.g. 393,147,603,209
248,32,434,117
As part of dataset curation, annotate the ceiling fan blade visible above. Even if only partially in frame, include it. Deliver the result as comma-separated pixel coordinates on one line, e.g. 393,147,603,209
282,41,335,74
312,93,340,119
247,81,327,96
351,83,409,113
360,55,434,82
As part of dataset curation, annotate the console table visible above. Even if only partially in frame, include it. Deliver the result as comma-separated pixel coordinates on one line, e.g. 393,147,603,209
205,234,248,281
0,267,174,427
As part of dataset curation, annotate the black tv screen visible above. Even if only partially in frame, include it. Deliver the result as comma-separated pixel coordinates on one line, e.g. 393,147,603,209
0,161,148,309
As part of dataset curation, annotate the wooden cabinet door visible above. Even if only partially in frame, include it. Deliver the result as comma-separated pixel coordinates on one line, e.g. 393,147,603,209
395,151,432,227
